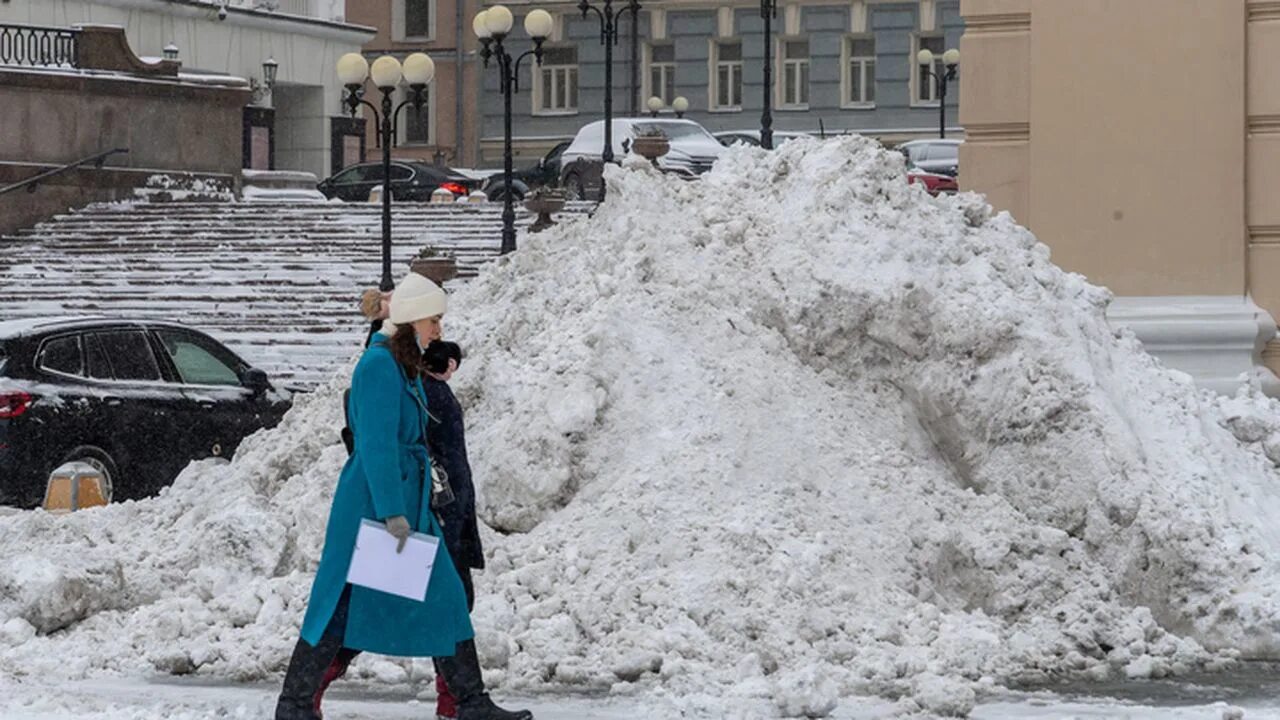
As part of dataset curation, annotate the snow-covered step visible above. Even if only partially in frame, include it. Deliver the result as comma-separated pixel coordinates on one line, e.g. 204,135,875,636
0,200,590,387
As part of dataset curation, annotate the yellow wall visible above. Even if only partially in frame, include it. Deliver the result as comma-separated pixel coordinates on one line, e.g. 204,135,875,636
962,0,1249,297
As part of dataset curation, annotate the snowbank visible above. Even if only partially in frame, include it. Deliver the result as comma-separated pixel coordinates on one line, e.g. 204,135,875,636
5,137,1280,718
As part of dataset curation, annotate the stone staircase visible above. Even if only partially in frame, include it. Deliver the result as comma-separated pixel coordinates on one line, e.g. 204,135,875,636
0,200,589,388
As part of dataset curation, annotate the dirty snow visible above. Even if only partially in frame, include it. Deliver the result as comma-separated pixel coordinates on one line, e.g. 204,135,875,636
4,137,1280,717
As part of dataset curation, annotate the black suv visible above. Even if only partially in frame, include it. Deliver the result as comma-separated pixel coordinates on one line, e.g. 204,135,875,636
481,140,571,201
0,317,292,509
317,161,480,202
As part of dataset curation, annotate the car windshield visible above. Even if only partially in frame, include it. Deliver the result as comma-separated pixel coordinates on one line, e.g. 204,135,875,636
632,123,713,141
932,145,959,161
0,341,6,376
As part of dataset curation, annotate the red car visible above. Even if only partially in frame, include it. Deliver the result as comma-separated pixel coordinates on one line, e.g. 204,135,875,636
907,167,958,196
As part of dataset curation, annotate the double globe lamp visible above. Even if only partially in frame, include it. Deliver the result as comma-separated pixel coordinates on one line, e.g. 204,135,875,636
916,47,960,139
335,50,437,290
472,5,555,255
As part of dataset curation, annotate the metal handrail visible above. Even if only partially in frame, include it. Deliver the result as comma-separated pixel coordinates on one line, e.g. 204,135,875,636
0,148,129,197
0,23,80,68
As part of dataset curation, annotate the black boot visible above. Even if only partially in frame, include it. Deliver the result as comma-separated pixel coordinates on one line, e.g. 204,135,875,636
436,639,534,720
275,634,344,720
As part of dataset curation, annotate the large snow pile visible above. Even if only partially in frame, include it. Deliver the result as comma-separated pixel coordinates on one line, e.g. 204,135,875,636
5,137,1280,718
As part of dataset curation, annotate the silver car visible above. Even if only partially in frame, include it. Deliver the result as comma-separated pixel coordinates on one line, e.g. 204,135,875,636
897,139,961,177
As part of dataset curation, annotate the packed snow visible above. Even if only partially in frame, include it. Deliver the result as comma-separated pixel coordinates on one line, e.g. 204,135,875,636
5,137,1280,718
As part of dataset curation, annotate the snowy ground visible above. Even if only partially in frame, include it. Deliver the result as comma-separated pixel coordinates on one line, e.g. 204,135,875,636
1,674,1277,719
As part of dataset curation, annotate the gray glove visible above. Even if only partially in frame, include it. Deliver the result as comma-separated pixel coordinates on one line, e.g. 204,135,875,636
385,515,412,554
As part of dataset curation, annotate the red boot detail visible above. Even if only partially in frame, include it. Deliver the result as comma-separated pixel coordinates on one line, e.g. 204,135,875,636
436,673,458,719
312,652,356,718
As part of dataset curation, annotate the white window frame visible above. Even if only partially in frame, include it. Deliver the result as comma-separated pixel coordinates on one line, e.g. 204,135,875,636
393,0,437,42
841,34,875,109
779,37,810,110
644,42,677,106
398,82,436,146
533,47,579,116
911,33,945,107
708,38,743,112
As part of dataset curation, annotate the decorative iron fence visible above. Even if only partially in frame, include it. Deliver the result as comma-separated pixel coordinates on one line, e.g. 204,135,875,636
0,24,80,69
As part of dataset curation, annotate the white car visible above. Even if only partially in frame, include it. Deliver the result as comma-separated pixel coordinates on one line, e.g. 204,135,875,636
713,130,810,147
896,139,961,177
559,118,725,199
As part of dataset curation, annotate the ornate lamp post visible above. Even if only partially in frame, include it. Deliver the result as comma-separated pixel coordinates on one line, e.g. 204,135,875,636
760,0,776,149
474,5,554,256
577,0,642,199
916,47,960,139
336,51,436,291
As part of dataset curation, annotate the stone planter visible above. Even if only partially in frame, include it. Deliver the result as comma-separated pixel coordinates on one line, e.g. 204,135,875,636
524,191,566,233
631,134,671,166
411,256,458,284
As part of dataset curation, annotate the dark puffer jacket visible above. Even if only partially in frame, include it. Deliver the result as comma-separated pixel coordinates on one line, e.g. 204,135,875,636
422,376,485,570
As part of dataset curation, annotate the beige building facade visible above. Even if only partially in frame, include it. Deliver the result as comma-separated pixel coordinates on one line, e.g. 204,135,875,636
960,0,1280,393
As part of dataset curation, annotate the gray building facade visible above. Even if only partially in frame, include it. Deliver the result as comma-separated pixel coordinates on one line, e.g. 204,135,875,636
475,0,962,166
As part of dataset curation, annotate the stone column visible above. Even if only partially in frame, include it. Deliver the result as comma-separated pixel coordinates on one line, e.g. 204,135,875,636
960,0,1278,394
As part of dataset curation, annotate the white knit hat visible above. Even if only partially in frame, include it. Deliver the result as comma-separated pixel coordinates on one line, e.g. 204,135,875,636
389,272,447,324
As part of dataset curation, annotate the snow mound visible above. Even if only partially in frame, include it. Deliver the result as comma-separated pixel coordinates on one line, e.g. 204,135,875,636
5,137,1280,717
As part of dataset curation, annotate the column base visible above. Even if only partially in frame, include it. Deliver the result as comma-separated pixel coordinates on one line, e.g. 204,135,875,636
1106,295,1280,397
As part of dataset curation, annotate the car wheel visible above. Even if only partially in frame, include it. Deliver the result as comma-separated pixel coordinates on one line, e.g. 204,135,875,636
563,173,585,201
490,188,525,203
55,446,118,505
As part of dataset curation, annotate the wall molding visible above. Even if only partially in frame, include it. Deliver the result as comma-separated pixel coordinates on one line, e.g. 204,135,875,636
962,12,1030,34
1248,115,1280,134
963,122,1030,143
1247,1,1280,22
1107,295,1280,397
1251,226,1280,244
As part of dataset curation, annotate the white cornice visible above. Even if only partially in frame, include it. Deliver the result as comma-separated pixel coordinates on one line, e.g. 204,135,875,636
85,0,377,43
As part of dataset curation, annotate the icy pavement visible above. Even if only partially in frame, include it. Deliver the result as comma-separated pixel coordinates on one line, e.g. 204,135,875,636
0,676,1277,719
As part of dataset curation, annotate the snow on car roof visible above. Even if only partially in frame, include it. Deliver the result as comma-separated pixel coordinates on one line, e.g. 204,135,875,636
0,316,195,339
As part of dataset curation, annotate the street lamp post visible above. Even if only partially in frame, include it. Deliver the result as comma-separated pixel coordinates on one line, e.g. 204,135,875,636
577,0,642,199
337,51,436,291
916,47,960,139
474,5,554,256
760,0,776,150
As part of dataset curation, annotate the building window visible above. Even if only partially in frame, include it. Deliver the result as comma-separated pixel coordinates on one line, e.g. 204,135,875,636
402,85,432,145
646,42,676,106
536,46,578,114
711,40,742,110
405,0,432,37
844,36,875,107
781,39,809,109
913,34,944,104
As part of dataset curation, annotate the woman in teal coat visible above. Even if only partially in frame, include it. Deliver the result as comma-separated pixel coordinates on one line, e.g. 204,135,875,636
275,273,533,720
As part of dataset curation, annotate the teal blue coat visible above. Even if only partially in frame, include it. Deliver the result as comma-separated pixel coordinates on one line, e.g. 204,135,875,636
299,340,474,657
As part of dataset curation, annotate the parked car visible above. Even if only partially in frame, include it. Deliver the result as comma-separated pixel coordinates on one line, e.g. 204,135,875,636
317,161,480,202
559,118,725,200
907,166,958,195
0,317,292,509
897,139,961,177
481,140,572,202
713,130,810,147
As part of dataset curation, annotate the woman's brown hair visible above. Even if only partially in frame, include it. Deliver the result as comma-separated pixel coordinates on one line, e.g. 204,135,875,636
388,324,424,377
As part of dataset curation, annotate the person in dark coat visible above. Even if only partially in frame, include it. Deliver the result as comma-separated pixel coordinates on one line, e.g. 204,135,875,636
421,340,485,578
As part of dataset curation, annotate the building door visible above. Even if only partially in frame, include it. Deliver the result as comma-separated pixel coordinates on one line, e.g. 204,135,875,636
243,107,275,170
331,116,366,174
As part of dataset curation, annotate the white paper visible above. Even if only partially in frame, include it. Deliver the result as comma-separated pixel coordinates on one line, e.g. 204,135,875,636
345,519,441,601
